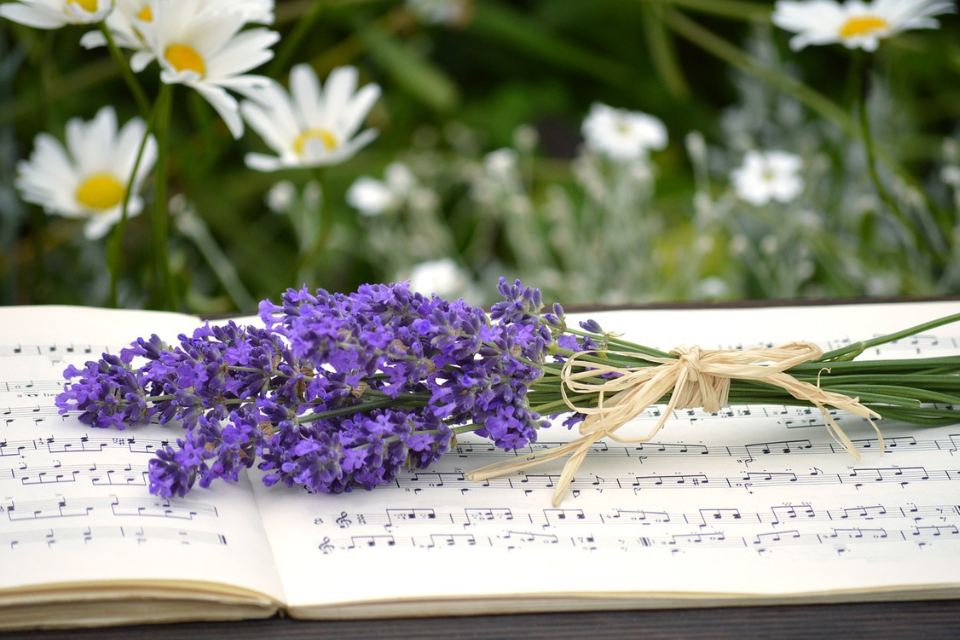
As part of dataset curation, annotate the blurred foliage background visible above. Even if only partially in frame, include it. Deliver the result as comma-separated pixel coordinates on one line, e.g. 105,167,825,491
2,0,960,313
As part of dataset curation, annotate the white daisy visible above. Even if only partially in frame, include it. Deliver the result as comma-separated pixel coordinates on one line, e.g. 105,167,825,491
346,163,416,217
80,0,275,52
15,106,158,240
731,150,804,206
133,0,279,138
581,102,668,162
772,0,955,51
0,0,113,29
240,64,381,172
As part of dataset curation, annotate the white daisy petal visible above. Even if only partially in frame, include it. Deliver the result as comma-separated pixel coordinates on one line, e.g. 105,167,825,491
1,0,111,28
193,83,244,138
338,84,383,139
772,0,954,51
241,99,297,155
0,3,69,29
240,65,381,170
206,28,279,78
290,63,324,125
322,66,359,125
244,152,286,172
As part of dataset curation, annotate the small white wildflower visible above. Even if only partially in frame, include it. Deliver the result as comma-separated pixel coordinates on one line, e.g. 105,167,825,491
484,148,519,180
512,124,539,152
405,0,472,25
407,258,469,297
731,150,804,206
581,102,667,162
266,180,297,213
346,162,416,217
941,165,960,187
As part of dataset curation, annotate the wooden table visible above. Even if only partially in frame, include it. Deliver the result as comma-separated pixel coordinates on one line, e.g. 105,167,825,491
7,600,960,640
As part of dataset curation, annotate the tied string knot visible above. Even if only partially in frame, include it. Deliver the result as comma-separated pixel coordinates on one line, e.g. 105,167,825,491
467,342,883,506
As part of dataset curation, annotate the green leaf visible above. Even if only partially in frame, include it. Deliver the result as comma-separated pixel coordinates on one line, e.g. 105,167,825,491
359,25,459,113
468,0,636,91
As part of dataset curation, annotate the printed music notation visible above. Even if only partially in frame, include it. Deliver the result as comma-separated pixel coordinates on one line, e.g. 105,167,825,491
0,461,151,486
387,465,960,496
1,494,218,521
304,501,960,555
0,342,108,360
449,433,960,462
0,525,228,550
0,434,172,457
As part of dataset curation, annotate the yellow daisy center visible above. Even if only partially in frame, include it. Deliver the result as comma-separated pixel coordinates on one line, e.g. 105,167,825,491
294,129,338,155
165,44,206,77
68,0,98,12
839,15,889,39
75,173,125,211
137,5,153,21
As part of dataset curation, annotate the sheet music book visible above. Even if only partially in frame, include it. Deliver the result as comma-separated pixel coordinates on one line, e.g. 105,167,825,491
2,301,960,630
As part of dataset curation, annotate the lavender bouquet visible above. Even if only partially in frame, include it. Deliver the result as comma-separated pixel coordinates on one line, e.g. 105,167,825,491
56,279,960,506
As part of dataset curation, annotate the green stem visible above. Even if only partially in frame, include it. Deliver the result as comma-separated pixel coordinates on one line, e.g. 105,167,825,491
855,53,932,257
151,83,176,310
642,0,769,21
819,312,960,361
99,22,150,119
295,168,328,287
108,101,161,307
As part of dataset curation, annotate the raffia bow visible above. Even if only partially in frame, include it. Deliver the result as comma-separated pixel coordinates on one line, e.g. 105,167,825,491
467,342,882,506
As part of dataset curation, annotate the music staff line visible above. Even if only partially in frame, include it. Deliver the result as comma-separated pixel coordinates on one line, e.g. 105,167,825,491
0,343,107,359
2,429,956,470
1,434,171,457
0,461,150,487
0,380,64,394
388,465,960,494
451,434,960,462
0,525,227,551
314,523,960,555
318,502,960,532
0,494,218,522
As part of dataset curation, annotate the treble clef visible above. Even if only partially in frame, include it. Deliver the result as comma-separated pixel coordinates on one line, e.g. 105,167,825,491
335,511,352,529
318,536,334,554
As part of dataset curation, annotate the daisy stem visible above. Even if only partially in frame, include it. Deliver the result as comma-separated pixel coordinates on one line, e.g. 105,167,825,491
295,167,328,286
151,83,177,311
855,52,933,259
107,102,160,307
99,22,150,120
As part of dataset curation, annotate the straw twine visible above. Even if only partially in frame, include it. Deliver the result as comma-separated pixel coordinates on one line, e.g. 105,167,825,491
467,342,882,506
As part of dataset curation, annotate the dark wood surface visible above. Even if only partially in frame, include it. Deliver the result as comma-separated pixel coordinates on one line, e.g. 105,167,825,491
4,599,959,640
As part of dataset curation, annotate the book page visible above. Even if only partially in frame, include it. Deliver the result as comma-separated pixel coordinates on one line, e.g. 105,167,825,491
0,307,285,619
249,300,960,616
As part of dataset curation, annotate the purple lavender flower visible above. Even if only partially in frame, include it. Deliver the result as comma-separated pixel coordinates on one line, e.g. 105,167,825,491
56,354,155,429
148,440,203,498
60,278,571,499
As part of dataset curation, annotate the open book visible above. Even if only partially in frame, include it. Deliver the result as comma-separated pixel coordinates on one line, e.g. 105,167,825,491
3,300,960,630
